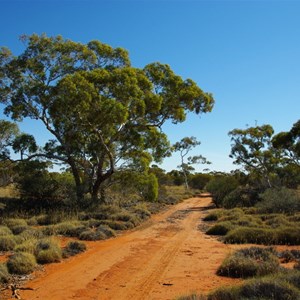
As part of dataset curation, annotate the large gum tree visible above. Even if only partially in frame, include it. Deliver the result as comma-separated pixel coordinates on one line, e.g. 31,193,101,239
0,34,214,204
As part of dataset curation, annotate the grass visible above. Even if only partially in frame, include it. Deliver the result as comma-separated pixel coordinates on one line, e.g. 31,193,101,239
62,241,87,258
0,184,19,198
35,238,62,264
0,263,9,284
0,225,12,236
217,247,280,278
0,235,17,251
6,252,37,275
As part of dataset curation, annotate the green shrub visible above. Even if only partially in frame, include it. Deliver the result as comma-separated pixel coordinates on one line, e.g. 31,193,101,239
203,211,221,221
224,227,275,245
35,238,62,264
0,235,17,251
257,187,300,214
14,238,37,254
104,220,131,231
275,227,300,245
0,263,9,283
238,277,300,300
223,186,259,209
0,225,12,236
7,252,37,275
217,247,279,278
62,241,87,258
208,274,300,300
79,229,106,241
112,212,141,227
53,221,85,237
132,203,151,220
96,225,116,238
19,228,44,240
205,176,239,208
3,218,27,229
11,225,28,235
206,222,234,236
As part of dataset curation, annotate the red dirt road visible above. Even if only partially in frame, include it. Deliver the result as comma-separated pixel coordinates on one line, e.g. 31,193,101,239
21,195,239,300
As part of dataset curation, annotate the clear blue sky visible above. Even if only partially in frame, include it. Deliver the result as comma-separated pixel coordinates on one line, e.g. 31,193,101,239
1,0,300,173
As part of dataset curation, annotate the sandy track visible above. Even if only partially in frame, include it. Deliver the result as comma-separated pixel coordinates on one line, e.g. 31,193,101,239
21,195,239,300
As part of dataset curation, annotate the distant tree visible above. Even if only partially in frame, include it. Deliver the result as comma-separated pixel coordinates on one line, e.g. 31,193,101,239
229,125,280,188
173,136,210,189
0,34,214,205
272,119,300,166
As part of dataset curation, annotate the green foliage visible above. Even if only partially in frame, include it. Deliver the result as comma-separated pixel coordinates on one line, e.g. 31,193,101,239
206,222,234,236
15,161,76,204
189,173,212,190
14,238,37,254
35,238,62,264
0,34,214,204
0,119,19,160
0,235,16,251
62,241,87,258
79,229,106,241
205,176,239,207
7,252,37,275
0,263,9,283
217,247,279,278
256,187,300,213
223,186,260,209
0,225,12,236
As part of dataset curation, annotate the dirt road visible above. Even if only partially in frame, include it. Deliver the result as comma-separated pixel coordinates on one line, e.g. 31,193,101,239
21,195,238,300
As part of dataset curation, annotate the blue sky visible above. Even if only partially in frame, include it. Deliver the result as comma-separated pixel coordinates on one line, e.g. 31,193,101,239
1,0,300,173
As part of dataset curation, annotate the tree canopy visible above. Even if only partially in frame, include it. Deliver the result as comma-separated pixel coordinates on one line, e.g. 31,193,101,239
0,34,214,203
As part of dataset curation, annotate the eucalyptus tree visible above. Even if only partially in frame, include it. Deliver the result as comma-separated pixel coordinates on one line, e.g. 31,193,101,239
0,34,214,204
173,136,210,189
228,125,280,188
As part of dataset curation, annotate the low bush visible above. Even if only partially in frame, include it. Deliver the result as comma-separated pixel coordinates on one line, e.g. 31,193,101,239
224,227,275,245
10,225,28,235
53,221,86,237
132,203,151,220
79,229,106,241
0,263,9,283
19,228,44,240
208,273,300,300
223,186,259,209
217,247,279,278
112,212,141,227
0,235,17,251
96,225,116,238
35,238,62,264
203,211,221,222
62,241,87,258
206,222,234,236
256,187,300,214
0,225,12,236
7,252,37,275
3,218,27,229
14,238,37,254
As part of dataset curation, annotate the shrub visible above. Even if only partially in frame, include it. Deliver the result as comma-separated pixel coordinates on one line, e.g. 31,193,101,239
257,187,300,214
203,211,221,221
132,204,151,220
79,229,106,241
217,247,279,278
35,238,62,264
53,221,85,237
10,225,28,235
96,225,116,238
3,218,27,229
0,235,17,251
62,241,87,258
209,274,300,300
19,228,44,240
7,252,37,275
112,212,141,227
0,225,12,236
205,176,239,208
223,186,260,209
206,222,234,236
238,277,300,300
14,238,37,254
275,227,300,245
0,263,9,283
224,227,275,245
